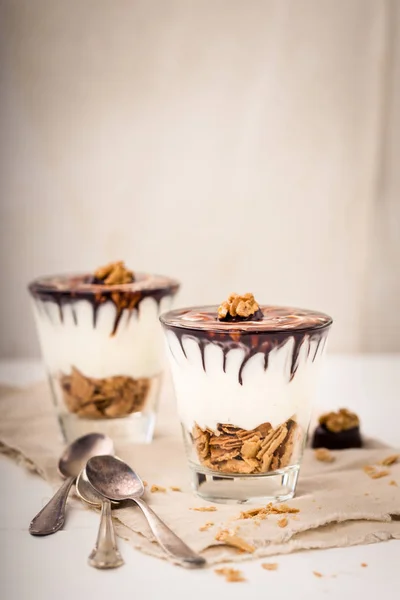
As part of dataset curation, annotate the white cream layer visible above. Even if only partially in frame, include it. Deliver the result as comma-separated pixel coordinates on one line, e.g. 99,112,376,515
165,331,328,431
33,296,172,379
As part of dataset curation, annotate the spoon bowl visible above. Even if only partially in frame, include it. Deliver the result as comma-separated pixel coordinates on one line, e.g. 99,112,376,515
86,455,144,500
86,455,206,568
76,469,105,507
59,433,114,479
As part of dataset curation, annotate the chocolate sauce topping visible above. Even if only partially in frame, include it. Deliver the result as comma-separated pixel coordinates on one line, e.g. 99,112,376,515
29,272,180,336
160,305,332,385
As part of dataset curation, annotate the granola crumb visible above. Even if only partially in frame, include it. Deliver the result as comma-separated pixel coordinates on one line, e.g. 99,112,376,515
313,571,323,578
261,563,278,571
218,292,261,321
150,485,166,493
389,480,398,486
277,517,288,528
215,567,246,582
215,530,255,553
314,448,335,462
190,506,217,512
361,563,368,567
170,486,182,492
199,521,214,532
379,454,399,466
364,492,370,496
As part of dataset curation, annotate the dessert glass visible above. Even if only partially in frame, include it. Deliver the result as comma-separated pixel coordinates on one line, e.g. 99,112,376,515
29,271,179,443
160,304,332,503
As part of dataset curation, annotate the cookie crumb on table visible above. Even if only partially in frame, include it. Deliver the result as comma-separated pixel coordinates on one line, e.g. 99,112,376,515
389,480,398,486
215,567,246,582
277,517,288,528
215,530,255,553
150,485,166,493
236,503,299,521
170,486,181,492
262,563,278,571
363,465,390,479
361,563,368,567
190,506,217,512
379,454,399,466
313,571,323,578
199,521,214,532
314,448,335,462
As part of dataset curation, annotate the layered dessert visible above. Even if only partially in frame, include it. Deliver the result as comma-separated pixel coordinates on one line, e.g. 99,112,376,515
161,293,332,492
29,261,179,442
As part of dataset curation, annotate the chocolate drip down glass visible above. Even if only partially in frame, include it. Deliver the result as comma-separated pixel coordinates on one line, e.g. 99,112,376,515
29,272,179,444
160,305,332,503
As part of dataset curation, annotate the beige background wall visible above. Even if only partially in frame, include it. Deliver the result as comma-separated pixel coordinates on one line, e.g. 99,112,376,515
0,0,398,358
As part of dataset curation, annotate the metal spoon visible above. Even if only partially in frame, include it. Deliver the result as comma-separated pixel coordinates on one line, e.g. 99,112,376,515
76,469,124,569
29,433,114,536
86,455,206,568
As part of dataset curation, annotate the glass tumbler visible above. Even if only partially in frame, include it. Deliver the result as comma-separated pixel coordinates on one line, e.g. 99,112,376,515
29,272,180,443
160,304,332,504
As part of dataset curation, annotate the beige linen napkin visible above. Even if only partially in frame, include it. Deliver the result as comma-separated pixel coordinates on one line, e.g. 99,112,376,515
0,382,399,566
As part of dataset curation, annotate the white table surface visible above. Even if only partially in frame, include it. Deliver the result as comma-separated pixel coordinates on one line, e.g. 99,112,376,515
0,356,399,600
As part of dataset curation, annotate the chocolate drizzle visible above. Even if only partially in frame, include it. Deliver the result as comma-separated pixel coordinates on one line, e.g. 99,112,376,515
29,272,180,336
161,305,332,385
219,307,264,322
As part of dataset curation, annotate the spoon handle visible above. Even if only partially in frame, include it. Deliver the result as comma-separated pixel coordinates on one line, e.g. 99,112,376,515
29,476,75,536
88,500,124,569
133,497,206,568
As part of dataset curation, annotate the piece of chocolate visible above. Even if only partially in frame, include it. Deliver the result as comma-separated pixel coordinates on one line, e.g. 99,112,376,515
312,424,362,450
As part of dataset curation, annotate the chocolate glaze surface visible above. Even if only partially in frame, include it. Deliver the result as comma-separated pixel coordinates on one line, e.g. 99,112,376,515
161,305,332,384
29,272,180,335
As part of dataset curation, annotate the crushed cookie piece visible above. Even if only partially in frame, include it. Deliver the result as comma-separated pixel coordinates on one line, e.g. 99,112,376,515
150,485,166,493
199,521,214,532
319,408,359,433
313,571,323,578
193,417,300,476
277,517,288,528
314,448,335,462
262,563,278,571
215,530,255,553
215,567,246,582
236,502,299,521
93,261,134,285
190,506,217,512
379,454,399,466
389,480,398,486
371,469,390,479
143,481,148,487
217,292,261,321
170,486,181,492
361,563,368,567
363,465,375,474
364,465,390,479
60,367,151,419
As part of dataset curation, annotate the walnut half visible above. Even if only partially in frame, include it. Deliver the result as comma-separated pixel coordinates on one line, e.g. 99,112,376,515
93,261,134,285
218,293,261,321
